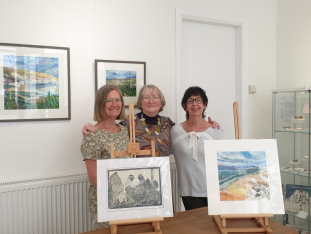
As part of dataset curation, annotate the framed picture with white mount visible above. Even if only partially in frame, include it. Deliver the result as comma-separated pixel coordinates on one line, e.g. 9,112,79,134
95,60,146,107
0,42,70,122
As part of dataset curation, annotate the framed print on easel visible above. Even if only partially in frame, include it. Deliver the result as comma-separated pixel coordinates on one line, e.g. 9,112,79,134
97,157,173,222
204,139,284,215
0,42,70,122
95,60,146,107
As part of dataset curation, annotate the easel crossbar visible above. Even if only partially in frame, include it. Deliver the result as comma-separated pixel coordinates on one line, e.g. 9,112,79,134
220,214,273,218
225,227,266,232
110,217,163,225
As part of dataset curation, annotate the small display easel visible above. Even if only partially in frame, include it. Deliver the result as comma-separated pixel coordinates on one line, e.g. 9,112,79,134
109,103,163,234
212,102,273,234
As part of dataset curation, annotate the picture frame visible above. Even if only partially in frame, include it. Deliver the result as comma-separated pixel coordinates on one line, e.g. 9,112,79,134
95,60,146,107
97,157,173,222
204,139,284,215
0,42,70,122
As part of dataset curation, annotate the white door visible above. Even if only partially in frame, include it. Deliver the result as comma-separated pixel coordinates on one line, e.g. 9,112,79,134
178,20,236,139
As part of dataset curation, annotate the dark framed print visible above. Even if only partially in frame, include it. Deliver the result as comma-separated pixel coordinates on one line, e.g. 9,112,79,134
0,43,70,122
95,60,146,106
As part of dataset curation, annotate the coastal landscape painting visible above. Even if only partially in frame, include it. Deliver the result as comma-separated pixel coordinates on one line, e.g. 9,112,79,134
218,150,270,201
95,60,146,107
108,167,162,210
106,70,136,97
3,55,59,110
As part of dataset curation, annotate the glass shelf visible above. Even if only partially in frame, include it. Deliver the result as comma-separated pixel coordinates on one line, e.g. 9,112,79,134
280,171,311,177
275,130,310,135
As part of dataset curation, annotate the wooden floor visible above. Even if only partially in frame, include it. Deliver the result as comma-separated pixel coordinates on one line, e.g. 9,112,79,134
80,207,298,234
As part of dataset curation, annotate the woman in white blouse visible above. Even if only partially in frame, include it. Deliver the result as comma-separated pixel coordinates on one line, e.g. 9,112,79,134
171,86,223,211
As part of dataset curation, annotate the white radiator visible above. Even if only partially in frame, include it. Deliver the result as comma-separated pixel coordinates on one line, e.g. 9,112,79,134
170,163,182,213
0,174,91,234
0,164,180,234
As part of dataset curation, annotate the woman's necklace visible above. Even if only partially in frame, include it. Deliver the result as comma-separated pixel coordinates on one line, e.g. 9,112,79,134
140,113,161,136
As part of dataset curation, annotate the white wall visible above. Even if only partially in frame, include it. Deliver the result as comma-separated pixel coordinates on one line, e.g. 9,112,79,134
0,0,277,183
277,0,311,89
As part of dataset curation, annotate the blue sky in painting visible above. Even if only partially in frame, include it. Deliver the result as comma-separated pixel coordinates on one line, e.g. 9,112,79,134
3,55,59,78
106,70,136,80
217,151,267,170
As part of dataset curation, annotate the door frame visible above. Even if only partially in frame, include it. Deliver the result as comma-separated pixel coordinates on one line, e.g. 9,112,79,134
175,8,248,138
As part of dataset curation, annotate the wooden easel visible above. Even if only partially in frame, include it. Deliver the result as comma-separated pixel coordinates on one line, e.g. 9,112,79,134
110,103,155,159
109,103,163,234
212,102,273,234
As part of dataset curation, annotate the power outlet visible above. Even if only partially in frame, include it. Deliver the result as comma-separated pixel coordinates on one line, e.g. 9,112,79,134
249,85,256,94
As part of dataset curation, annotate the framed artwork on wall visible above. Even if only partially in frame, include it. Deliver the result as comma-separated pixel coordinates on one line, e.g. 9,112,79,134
204,139,284,215
97,157,173,222
0,43,70,122
95,60,146,107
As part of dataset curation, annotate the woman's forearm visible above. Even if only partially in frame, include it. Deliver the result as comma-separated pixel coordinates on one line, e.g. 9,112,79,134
85,159,97,188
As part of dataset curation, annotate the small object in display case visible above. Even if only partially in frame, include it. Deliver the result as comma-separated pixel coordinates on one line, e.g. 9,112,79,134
291,117,305,124
289,159,301,165
300,169,311,176
292,168,301,174
281,167,293,172
283,126,294,131
294,128,303,132
302,156,309,161
296,210,308,219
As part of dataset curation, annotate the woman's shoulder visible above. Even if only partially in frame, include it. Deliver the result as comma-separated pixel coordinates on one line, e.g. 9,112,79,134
206,126,223,139
161,116,175,127
117,123,128,132
170,123,183,136
81,128,102,144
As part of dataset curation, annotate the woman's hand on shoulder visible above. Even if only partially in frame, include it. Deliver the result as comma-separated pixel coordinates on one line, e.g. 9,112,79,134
82,123,97,138
208,117,221,129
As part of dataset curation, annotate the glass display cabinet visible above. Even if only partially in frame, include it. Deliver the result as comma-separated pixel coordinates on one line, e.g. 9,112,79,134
272,87,311,234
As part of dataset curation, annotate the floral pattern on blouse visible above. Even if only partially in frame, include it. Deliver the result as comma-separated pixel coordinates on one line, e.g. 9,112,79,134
80,124,130,213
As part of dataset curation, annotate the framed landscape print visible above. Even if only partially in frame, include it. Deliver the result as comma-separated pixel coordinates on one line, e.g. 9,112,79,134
95,60,145,106
97,157,173,222
0,43,70,122
204,139,284,215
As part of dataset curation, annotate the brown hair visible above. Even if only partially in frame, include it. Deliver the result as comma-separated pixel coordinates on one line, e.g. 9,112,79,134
93,84,126,121
136,85,166,112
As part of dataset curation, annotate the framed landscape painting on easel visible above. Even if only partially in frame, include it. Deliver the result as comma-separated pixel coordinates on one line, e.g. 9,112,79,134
204,139,284,215
97,157,173,222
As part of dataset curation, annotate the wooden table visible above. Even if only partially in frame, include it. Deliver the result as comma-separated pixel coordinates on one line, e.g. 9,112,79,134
80,207,298,234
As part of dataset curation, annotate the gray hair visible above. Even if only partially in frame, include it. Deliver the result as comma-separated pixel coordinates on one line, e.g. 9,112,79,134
136,85,166,112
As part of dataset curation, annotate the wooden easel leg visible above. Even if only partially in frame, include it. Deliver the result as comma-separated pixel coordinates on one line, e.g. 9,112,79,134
111,224,117,234
264,217,269,227
213,215,227,234
254,217,273,234
153,221,160,231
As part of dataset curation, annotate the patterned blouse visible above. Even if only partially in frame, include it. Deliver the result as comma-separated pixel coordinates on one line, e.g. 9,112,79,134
121,112,175,157
80,124,130,213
